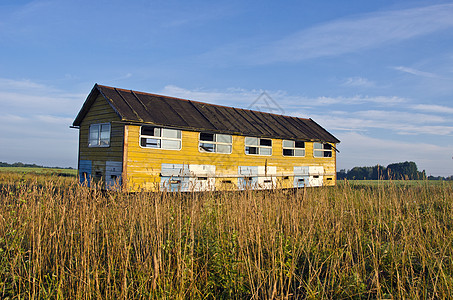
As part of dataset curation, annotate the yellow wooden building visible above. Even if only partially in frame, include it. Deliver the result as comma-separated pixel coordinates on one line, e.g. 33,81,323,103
72,84,340,191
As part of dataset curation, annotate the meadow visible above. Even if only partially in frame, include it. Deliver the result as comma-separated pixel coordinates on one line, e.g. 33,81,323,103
1,171,452,299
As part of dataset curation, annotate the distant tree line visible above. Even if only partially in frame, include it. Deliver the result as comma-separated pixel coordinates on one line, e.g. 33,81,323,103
427,175,453,181
337,161,430,180
0,161,74,169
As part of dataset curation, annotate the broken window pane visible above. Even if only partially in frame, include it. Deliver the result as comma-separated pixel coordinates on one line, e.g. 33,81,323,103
283,149,294,156
295,141,305,148
141,138,160,148
199,142,215,152
141,126,160,137
246,146,258,154
200,132,215,141
260,139,272,146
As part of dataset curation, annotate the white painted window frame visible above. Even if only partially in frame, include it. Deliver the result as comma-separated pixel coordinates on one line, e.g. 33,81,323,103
244,137,272,156
198,132,233,154
282,140,305,157
313,142,333,158
140,126,182,150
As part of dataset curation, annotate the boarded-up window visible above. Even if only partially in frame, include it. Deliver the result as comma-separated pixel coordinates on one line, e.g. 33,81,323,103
89,123,111,147
140,126,181,150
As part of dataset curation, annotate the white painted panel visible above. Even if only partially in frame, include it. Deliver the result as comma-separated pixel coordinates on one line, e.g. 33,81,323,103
188,164,215,191
257,166,276,175
309,166,324,175
294,166,309,175
308,175,323,187
257,176,276,189
238,166,259,175
161,163,190,176
189,164,215,176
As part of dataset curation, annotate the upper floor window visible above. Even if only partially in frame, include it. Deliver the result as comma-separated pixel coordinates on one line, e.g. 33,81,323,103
245,137,272,156
140,126,181,150
199,132,232,154
313,142,332,157
283,140,305,157
89,123,110,147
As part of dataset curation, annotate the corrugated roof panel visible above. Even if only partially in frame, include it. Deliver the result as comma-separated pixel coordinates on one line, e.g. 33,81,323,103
252,111,293,138
283,117,310,138
233,109,267,136
263,114,297,139
162,98,215,130
273,115,310,140
190,102,227,132
238,109,276,137
99,87,138,121
214,106,254,135
135,93,188,127
200,104,238,132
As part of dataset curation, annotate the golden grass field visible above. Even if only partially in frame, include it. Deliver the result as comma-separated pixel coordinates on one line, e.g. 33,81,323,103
1,171,452,299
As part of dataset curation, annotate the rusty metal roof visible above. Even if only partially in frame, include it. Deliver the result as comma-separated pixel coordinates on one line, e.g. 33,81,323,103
73,84,340,143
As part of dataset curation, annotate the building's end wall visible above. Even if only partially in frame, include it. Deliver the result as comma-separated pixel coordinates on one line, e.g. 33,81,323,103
78,95,124,188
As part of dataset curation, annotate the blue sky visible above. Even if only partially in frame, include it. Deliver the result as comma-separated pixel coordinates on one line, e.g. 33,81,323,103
1,0,453,176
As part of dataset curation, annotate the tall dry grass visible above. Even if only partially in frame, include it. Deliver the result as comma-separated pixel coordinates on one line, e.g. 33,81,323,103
1,172,452,299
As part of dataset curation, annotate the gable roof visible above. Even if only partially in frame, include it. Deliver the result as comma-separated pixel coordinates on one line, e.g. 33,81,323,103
73,84,340,143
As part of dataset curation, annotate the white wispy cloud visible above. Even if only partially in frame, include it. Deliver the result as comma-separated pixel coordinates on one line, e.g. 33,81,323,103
205,3,453,64
161,85,407,112
412,104,453,114
161,85,269,107
393,66,438,78
310,109,453,136
0,78,84,116
310,95,406,106
0,78,50,91
342,77,376,87
261,3,453,63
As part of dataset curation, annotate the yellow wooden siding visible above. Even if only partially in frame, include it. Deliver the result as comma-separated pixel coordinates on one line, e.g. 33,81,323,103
78,95,124,185
124,125,337,191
